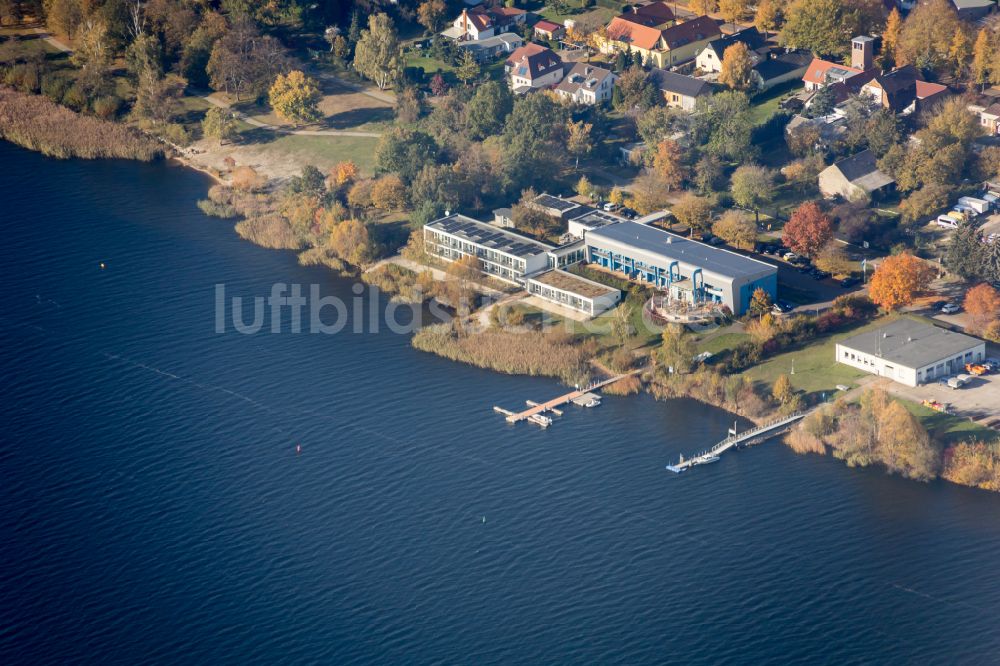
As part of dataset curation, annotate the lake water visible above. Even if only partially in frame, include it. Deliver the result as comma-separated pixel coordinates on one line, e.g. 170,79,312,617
2,142,1000,664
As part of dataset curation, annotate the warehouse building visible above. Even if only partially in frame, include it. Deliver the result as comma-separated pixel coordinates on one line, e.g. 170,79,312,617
583,221,777,315
835,319,987,387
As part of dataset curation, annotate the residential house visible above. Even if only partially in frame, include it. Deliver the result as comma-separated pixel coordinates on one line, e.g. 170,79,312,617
951,0,996,21
860,65,948,114
533,19,564,41
599,15,719,69
554,63,617,105
506,44,564,93
650,68,713,111
695,26,765,73
442,5,527,41
458,33,524,63
751,50,812,91
802,37,874,90
620,1,676,27
971,102,1000,135
818,149,895,200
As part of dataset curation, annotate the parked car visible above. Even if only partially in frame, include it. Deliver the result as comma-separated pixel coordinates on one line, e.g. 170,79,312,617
707,235,725,246
772,300,795,314
940,302,961,314
796,263,813,273
811,269,831,280
782,251,798,261
790,255,810,266
603,202,619,212
839,276,860,288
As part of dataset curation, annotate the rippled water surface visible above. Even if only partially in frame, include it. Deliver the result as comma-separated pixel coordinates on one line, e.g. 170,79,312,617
2,143,1000,664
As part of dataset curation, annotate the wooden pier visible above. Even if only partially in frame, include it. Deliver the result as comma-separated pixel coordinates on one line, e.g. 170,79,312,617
494,371,639,427
666,411,808,473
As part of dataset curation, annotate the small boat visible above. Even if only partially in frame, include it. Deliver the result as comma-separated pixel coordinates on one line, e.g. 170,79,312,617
529,413,552,427
582,398,601,408
698,455,721,464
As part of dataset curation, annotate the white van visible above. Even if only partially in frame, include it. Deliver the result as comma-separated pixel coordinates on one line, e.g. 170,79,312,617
936,216,959,229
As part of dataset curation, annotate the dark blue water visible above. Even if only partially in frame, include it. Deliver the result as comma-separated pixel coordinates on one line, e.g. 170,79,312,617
2,142,1000,664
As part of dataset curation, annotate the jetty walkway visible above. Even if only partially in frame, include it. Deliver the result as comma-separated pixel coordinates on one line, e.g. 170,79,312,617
494,370,641,426
666,411,808,473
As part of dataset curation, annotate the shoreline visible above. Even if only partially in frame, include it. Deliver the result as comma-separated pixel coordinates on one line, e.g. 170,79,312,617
4,135,998,493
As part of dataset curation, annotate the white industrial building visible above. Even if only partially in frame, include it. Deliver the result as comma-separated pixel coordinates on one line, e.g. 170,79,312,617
835,318,986,387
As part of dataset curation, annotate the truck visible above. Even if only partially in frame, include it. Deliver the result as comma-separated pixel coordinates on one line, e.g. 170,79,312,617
958,196,990,215
948,374,972,389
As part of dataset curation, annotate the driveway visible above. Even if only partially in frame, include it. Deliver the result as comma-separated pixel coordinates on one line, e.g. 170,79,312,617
886,370,1000,430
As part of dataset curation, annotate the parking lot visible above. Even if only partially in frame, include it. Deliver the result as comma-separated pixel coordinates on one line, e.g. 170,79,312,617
886,344,1000,430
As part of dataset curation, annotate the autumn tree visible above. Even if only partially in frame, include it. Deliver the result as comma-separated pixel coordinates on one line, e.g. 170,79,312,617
772,374,793,406
755,0,781,38
671,192,713,232
881,7,902,68
269,70,322,125
868,253,934,311
328,218,372,267
353,13,401,90
567,120,593,170
712,209,756,249
949,27,971,78
614,65,656,113
963,283,1000,333
201,107,237,144
658,323,695,374
972,29,993,90
688,0,717,16
730,165,774,223
575,175,594,199
718,41,753,91
232,165,266,191
651,138,685,191
629,171,671,214
371,174,408,211
207,16,290,100
748,287,773,318
718,0,748,30
417,0,446,34
780,0,886,58
783,201,833,258
895,0,960,72
330,161,359,189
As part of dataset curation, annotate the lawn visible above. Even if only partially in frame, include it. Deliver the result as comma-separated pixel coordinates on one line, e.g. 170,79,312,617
261,134,379,175
742,317,893,399
696,331,749,356
900,399,1000,447
748,80,802,126
537,5,616,24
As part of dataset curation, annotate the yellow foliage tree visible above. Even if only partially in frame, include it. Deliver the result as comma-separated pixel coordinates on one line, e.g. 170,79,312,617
868,253,934,311
269,70,322,125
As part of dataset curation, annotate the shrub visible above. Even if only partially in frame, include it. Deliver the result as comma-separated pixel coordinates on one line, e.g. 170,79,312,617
91,95,122,120
61,84,88,111
40,72,72,102
5,62,39,92
231,165,266,192
234,215,302,249
197,198,237,218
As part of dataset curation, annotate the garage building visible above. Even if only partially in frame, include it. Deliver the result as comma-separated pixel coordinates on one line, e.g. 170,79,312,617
835,318,986,387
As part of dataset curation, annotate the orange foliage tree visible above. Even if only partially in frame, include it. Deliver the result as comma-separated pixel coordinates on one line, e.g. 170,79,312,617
782,201,833,258
963,283,1000,332
868,253,934,311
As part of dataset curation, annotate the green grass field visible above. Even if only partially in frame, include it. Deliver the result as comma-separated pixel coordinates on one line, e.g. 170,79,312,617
265,134,379,175
900,399,1000,447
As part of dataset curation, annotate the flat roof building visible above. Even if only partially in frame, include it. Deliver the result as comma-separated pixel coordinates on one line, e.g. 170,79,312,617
835,318,986,387
424,214,553,284
583,221,777,315
526,269,621,318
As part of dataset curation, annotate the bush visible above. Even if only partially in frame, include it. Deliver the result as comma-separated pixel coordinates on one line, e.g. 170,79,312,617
91,95,122,120
197,198,237,218
5,62,40,92
158,122,192,147
40,72,72,102
61,84,88,111
234,215,302,249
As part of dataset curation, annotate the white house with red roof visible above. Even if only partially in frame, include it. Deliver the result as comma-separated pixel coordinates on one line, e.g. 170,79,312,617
505,43,565,93
443,6,527,42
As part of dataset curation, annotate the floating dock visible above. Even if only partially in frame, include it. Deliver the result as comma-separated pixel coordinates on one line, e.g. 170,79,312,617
666,411,808,473
494,371,638,427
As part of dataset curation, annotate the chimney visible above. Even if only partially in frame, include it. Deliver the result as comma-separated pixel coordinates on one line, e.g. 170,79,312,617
462,9,468,41
852,36,874,71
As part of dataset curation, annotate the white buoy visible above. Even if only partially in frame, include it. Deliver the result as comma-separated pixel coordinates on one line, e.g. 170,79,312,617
482,516,486,523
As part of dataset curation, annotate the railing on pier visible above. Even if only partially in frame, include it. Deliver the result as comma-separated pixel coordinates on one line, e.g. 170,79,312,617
667,411,808,473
